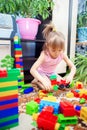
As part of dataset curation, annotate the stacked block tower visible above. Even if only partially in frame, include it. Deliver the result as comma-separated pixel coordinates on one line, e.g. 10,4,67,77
14,36,24,74
0,69,20,130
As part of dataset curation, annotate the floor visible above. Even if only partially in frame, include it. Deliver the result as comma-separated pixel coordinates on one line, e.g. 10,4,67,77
10,113,36,130
9,85,87,130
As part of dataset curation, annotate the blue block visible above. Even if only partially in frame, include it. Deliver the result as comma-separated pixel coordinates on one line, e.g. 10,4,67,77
0,98,18,105
0,107,18,119
15,62,23,65
39,100,60,114
14,44,22,48
24,87,33,94
75,105,81,111
0,118,18,127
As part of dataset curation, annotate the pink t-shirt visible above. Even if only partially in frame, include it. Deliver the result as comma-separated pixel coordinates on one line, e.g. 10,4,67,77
37,51,64,76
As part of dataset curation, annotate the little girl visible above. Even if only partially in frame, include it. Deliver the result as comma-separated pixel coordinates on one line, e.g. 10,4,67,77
30,23,76,91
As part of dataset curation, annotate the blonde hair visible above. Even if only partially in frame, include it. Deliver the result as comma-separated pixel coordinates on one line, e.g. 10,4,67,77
42,22,65,51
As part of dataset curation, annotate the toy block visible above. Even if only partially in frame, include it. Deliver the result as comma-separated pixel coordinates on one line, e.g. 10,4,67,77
54,123,60,130
0,85,18,92
80,94,87,100
14,44,22,49
79,98,86,104
34,98,41,104
0,121,18,130
0,102,18,111
22,84,31,88
57,80,70,89
26,101,39,115
32,113,39,121
0,90,18,97
0,114,18,123
66,92,74,98
71,90,79,97
58,124,66,130
0,98,18,106
0,94,18,101
50,75,57,80
0,118,18,129
7,69,20,77
37,111,58,130
60,101,75,117
15,51,22,55
80,107,87,122
0,81,18,88
42,106,54,113
24,87,33,94
51,80,57,85
39,100,60,114
0,107,18,119
0,70,7,78
76,81,83,89
53,85,59,90
58,114,78,125
42,95,57,102
75,105,81,111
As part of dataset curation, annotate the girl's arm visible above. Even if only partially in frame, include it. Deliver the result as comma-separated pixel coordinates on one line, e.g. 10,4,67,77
63,53,76,82
30,51,45,83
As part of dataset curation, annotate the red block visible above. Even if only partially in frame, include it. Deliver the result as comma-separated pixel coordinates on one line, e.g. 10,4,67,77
0,70,7,78
0,102,18,110
60,101,76,117
71,90,79,97
15,51,22,55
0,94,18,101
37,111,57,130
34,98,41,104
51,80,57,85
42,106,54,113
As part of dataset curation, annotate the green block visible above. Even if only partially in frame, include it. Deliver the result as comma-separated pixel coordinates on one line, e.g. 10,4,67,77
0,77,19,82
47,92,53,96
70,80,75,88
15,48,22,51
53,85,59,90
0,114,18,123
79,98,86,104
59,124,66,130
0,122,19,130
26,100,39,115
17,75,24,80
0,85,18,92
19,88,24,94
18,81,24,86
7,69,20,77
58,114,78,125
50,75,57,80
22,84,31,88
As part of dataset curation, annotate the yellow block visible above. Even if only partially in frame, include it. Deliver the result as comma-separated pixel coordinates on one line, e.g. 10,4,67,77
0,81,18,88
43,96,57,102
66,92,74,98
0,90,18,97
15,54,22,57
80,107,87,122
54,123,60,130
32,113,39,121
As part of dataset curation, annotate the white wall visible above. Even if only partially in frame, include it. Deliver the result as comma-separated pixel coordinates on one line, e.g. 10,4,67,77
0,40,11,68
52,0,78,74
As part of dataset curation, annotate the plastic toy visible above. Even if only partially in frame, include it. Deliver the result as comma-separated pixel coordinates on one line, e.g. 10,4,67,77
57,79,70,89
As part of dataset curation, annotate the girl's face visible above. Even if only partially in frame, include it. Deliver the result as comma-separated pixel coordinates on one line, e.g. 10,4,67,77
48,47,62,59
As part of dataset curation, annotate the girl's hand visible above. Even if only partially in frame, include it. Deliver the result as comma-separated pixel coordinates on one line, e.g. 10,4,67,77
64,74,73,83
42,78,52,91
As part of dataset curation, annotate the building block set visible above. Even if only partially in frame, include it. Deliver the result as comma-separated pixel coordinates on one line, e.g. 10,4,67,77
0,69,20,130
